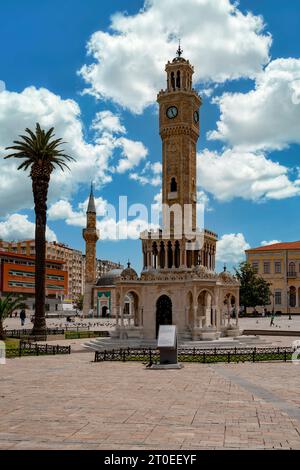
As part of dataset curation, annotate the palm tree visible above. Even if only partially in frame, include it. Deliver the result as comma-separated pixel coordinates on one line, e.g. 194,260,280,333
4,123,74,336
0,295,25,340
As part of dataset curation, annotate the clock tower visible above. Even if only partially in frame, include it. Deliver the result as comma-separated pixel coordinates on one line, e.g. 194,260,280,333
141,46,217,271
157,44,201,233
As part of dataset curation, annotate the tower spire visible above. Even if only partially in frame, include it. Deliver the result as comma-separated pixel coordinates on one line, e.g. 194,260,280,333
176,39,183,58
87,181,96,213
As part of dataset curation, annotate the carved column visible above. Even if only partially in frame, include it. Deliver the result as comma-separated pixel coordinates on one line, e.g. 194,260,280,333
166,243,169,269
116,303,119,326
120,303,124,327
193,305,198,328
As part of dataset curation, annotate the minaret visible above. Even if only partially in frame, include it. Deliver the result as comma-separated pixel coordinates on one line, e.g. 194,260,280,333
82,184,99,316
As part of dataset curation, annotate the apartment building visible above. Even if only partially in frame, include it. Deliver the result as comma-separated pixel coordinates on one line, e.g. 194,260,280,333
96,259,122,278
0,240,122,303
246,241,300,315
0,251,68,311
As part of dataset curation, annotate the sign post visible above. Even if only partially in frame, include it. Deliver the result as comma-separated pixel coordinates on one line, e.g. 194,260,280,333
151,325,182,369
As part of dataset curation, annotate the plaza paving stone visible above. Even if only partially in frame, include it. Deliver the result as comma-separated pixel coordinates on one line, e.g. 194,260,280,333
0,353,299,450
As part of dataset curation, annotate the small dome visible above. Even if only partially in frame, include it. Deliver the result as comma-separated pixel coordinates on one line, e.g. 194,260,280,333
96,268,122,286
121,262,138,280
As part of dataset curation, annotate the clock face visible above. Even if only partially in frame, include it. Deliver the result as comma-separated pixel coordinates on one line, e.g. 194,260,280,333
166,106,178,119
194,110,199,124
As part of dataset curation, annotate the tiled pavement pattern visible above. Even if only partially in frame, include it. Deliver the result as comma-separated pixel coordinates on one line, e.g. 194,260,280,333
0,354,299,450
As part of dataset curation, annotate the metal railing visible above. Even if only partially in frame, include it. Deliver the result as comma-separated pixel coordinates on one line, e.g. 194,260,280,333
5,328,110,340
94,346,294,364
4,329,65,339
6,341,71,358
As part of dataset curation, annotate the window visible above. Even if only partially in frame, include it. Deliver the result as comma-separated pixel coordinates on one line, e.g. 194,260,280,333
289,262,296,274
170,177,177,193
275,262,281,274
263,262,270,274
252,262,259,273
275,291,282,305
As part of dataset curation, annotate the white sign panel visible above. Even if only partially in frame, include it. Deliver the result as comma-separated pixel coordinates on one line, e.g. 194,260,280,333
157,325,176,349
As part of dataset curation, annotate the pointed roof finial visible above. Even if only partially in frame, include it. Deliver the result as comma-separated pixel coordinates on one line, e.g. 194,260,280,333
87,181,96,213
223,264,227,272
176,39,183,58
127,260,131,269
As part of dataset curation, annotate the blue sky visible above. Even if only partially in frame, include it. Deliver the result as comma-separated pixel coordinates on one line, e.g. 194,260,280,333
0,0,300,273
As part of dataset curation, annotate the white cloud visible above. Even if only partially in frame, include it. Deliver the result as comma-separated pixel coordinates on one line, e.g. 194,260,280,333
91,110,126,134
98,218,154,241
216,233,250,263
209,58,300,151
79,0,271,113
115,138,148,173
48,197,158,240
130,161,162,186
48,197,108,227
261,240,281,247
0,86,147,216
0,214,57,242
0,80,5,92
197,148,300,202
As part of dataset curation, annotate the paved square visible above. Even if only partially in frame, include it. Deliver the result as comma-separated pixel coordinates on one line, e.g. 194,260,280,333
0,353,300,449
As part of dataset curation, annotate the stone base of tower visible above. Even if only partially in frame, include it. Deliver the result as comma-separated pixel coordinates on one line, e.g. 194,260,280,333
98,266,240,341
83,282,94,317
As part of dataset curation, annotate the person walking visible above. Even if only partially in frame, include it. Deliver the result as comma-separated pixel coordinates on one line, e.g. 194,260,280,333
20,308,26,327
270,310,275,327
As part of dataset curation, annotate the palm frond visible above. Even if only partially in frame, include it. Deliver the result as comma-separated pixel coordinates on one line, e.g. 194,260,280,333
3,123,76,173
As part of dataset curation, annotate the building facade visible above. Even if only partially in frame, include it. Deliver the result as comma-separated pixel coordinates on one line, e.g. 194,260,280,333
84,48,240,339
0,239,120,305
0,251,68,311
246,241,300,315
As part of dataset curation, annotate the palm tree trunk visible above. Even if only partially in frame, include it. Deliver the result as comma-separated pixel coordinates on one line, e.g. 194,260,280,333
31,175,49,336
0,320,5,341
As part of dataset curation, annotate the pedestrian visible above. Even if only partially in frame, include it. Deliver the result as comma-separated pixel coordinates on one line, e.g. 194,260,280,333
88,308,94,318
20,308,26,327
263,308,267,318
270,310,275,326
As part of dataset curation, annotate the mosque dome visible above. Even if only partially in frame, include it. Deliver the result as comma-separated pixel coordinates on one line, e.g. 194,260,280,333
96,269,123,286
121,262,138,280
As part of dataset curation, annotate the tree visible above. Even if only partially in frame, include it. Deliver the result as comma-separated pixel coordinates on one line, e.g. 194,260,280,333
235,262,272,312
73,294,84,312
4,124,74,335
0,295,25,340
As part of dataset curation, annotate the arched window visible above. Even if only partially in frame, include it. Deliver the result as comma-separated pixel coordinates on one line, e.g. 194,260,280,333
289,262,296,275
159,241,165,269
171,72,175,91
175,241,180,268
176,71,181,89
170,177,177,193
167,241,173,268
152,242,158,269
